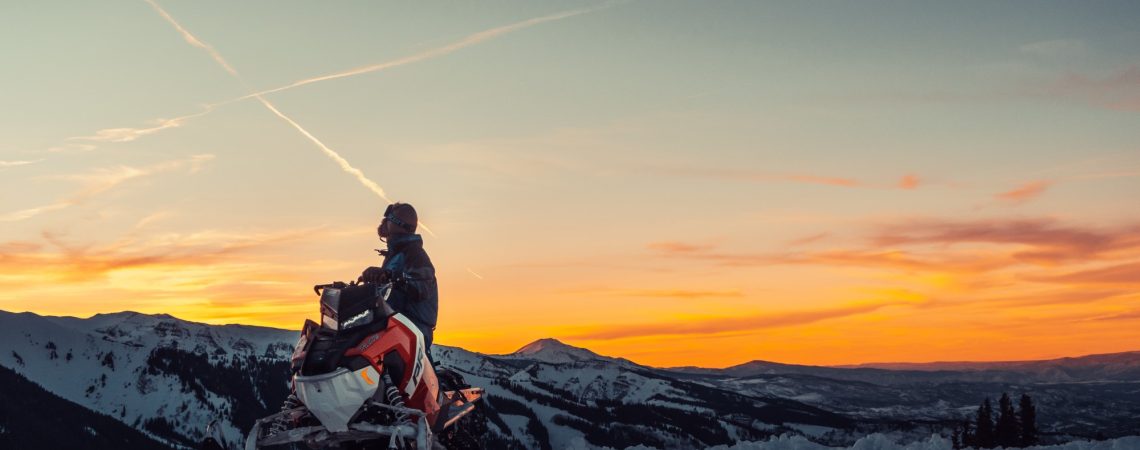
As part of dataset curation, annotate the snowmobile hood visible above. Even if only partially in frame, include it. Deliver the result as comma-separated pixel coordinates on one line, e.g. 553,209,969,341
294,366,381,432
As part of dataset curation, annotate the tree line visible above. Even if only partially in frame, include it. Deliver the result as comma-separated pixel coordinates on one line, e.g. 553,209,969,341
952,392,1038,449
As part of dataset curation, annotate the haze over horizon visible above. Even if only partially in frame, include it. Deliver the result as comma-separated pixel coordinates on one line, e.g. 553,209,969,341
2,1,1139,367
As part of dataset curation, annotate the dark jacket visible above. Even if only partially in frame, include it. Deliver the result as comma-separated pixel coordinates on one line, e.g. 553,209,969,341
381,233,438,330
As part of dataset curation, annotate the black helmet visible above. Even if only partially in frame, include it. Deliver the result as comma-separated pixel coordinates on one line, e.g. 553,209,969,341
383,202,418,233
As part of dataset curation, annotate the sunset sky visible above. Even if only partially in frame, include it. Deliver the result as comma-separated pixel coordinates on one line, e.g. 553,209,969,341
2,1,1138,367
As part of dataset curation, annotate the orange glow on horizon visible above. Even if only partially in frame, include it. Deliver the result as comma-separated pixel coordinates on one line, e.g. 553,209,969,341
3,215,1140,368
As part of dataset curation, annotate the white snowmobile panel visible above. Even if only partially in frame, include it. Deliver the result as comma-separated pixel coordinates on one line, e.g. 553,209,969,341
294,366,381,432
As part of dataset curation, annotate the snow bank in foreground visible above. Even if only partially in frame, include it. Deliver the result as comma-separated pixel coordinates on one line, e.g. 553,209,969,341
626,434,1140,450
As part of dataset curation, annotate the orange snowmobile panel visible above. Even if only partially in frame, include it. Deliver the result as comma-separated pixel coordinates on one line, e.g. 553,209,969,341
409,354,441,424
342,315,440,422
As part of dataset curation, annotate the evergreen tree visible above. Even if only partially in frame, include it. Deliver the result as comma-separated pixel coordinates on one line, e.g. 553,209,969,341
1019,394,1038,447
995,392,1021,448
975,398,996,448
959,418,974,449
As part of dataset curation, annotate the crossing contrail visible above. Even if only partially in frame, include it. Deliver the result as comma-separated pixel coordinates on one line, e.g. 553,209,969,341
84,2,618,151
142,0,436,236
218,2,618,105
143,0,238,77
251,96,394,203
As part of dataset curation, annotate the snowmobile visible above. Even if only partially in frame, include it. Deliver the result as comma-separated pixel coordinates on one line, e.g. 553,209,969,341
227,280,483,450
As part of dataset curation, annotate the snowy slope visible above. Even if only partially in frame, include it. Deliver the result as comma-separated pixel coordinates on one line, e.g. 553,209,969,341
2,311,1136,449
437,338,853,449
0,310,296,448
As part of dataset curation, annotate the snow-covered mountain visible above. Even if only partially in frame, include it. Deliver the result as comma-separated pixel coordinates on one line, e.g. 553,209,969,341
837,352,1140,381
1,310,1137,449
501,338,616,364
667,357,1140,440
438,341,853,448
0,310,297,448
675,351,1140,385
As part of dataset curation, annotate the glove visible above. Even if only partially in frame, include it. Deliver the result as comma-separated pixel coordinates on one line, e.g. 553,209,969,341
359,266,390,284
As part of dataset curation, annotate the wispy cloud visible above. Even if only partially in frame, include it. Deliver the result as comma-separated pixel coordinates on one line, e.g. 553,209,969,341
51,154,216,200
0,203,72,223
967,288,1134,310
1086,309,1140,322
45,143,97,153
649,218,1140,273
872,218,1140,263
996,180,1051,204
568,300,911,340
1030,261,1140,286
0,159,43,168
645,241,717,255
70,108,213,143
0,154,215,222
0,226,336,293
567,288,744,300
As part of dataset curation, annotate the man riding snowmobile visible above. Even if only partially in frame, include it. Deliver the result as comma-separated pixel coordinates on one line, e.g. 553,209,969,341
200,203,482,450
359,202,438,362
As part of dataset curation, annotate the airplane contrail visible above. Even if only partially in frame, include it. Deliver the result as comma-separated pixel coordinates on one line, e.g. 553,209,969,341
217,2,620,105
1,155,214,222
80,2,617,151
142,0,435,236
143,0,238,77
251,96,393,203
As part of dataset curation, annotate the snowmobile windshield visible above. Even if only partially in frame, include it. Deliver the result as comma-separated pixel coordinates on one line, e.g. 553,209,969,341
319,284,383,331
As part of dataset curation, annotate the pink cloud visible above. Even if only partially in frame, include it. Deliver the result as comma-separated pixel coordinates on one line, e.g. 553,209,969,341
898,174,921,190
1030,261,1140,286
646,241,716,255
568,300,907,340
996,180,1051,204
568,288,745,300
649,218,1140,274
873,218,1140,261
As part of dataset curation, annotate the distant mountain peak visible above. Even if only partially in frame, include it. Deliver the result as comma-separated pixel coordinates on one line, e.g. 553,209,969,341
513,338,576,353
507,338,606,364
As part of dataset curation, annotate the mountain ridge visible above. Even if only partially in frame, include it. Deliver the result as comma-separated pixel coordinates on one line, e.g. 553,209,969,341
12,310,1140,370
4,310,1140,447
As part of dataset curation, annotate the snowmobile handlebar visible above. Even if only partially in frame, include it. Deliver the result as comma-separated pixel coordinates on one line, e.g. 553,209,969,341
312,280,393,296
313,281,349,296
